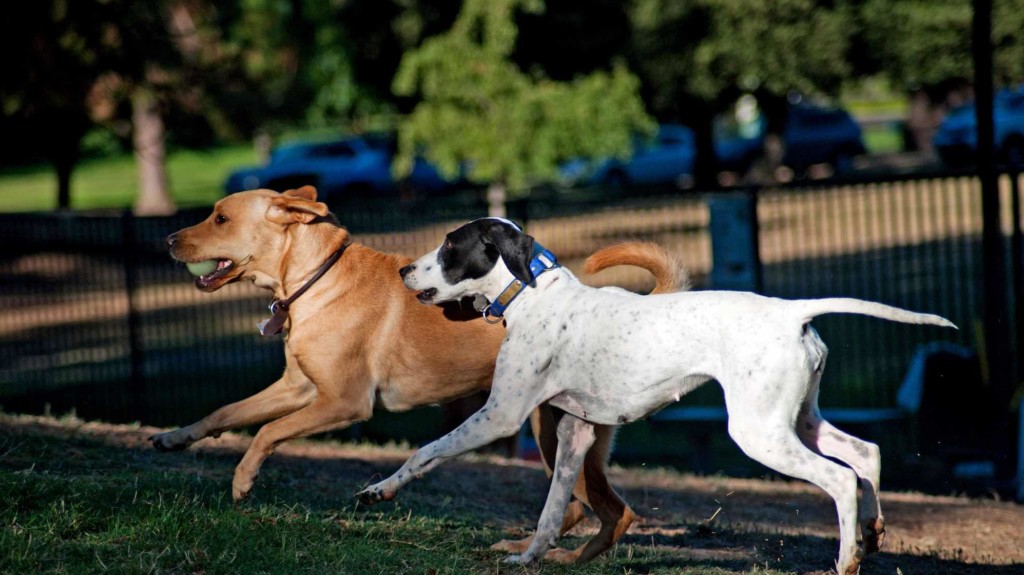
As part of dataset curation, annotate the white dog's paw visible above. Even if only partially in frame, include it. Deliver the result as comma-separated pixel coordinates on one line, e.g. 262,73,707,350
355,483,396,506
502,554,525,564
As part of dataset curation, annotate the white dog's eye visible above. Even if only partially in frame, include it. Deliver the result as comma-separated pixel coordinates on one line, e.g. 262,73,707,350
444,239,453,249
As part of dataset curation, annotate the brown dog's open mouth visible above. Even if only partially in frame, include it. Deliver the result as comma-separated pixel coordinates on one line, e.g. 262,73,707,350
195,259,237,290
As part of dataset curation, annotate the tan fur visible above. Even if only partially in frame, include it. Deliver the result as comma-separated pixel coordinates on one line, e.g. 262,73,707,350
583,241,691,294
155,187,683,562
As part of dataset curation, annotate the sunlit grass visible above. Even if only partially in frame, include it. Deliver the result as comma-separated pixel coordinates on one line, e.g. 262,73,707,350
0,145,258,213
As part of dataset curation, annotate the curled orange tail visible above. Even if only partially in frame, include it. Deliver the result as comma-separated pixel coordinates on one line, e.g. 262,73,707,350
583,242,689,294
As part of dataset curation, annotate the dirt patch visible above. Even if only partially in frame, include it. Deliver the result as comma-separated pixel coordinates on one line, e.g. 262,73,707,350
4,413,1022,574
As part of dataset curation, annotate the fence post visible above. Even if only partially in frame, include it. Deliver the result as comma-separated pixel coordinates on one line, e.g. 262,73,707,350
708,188,762,292
121,211,145,415
1012,173,1024,501
973,0,1016,482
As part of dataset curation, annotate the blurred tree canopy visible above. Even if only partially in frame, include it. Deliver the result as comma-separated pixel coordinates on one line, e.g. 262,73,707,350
390,0,652,194
862,0,1024,91
4,0,1024,206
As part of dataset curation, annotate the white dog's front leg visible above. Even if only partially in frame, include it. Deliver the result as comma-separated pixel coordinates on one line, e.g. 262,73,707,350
355,397,530,505
516,413,596,564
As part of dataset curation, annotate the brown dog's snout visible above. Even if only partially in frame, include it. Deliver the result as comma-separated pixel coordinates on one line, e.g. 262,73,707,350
166,232,179,249
399,264,414,278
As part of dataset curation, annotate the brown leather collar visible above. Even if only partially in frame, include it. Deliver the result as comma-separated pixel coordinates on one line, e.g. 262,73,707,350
258,242,349,336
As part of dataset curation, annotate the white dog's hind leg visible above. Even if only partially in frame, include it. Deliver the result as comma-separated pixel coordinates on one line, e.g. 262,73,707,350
508,414,596,565
728,410,863,575
798,404,884,554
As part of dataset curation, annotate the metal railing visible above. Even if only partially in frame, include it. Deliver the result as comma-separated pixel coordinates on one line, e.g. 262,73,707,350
0,173,1017,440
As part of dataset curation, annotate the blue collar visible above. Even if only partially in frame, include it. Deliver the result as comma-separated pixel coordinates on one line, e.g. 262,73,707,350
482,243,559,323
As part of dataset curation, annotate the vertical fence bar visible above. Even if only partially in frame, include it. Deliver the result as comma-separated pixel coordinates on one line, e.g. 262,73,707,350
1011,172,1024,501
121,211,145,415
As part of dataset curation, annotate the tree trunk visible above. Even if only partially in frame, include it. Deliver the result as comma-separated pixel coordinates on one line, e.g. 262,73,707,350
486,182,506,218
132,86,176,216
55,155,74,211
51,112,85,211
688,99,719,190
746,92,789,185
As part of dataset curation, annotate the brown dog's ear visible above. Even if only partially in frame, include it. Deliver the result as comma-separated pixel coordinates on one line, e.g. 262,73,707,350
283,185,318,201
266,190,330,225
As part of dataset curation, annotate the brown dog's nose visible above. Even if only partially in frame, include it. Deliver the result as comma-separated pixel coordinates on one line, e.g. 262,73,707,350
399,264,413,278
166,232,178,249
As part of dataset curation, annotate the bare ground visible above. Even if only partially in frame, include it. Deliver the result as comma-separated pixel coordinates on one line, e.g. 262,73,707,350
3,414,1022,574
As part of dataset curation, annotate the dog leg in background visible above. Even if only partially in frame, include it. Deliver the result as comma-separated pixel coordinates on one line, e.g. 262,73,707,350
232,393,372,502
508,414,595,565
150,370,316,451
492,406,636,563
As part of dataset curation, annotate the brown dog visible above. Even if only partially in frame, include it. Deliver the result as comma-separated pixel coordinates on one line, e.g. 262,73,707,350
150,186,684,562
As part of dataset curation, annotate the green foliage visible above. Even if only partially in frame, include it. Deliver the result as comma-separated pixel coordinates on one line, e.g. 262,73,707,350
391,0,653,189
862,0,1024,89
690,0,852,100
630,0,853,114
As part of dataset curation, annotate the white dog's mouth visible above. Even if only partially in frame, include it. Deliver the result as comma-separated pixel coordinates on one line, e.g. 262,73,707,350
415,287,438,304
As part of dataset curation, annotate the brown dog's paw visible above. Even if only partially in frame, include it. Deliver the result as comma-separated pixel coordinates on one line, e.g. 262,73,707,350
862,517,886,554
148,430,192,452
232,479,254,504
490,536,531,554
543,547,581,563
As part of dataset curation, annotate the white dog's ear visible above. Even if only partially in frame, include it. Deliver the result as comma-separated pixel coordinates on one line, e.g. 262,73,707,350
266,188,329,225
485,222,535,284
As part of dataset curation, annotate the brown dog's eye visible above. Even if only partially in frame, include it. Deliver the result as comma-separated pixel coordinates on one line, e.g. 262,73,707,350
215,214,229,225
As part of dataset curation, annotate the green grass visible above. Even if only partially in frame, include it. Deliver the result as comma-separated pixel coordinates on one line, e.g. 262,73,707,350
0,418,762,575
0,145,257,213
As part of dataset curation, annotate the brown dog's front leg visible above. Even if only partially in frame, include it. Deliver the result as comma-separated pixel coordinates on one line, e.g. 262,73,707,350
232,394,371,502
150,373,315,451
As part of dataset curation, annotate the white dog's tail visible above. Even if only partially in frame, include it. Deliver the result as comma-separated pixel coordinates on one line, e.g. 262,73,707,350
584,242,690,295
794,298,957,329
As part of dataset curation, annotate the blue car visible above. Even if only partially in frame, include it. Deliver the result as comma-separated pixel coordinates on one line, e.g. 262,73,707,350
561,104,865,188
224,133,452,199
560,124,697,189
717,103,867,176
933,87,1024,166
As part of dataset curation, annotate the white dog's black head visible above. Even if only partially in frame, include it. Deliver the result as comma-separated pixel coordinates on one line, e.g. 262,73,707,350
400,218,535,305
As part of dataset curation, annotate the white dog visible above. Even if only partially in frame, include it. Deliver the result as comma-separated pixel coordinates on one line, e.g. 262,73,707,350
358,218,955,575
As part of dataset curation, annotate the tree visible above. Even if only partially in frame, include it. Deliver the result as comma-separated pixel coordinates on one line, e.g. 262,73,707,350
0,1,114,210
628,0,854,183
390,0,652,213
860,0,1024,150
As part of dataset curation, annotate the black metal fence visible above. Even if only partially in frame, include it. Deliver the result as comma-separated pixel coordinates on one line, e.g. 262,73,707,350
0,174,1018,447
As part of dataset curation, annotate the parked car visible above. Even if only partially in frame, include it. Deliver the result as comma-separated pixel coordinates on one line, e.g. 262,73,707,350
224,133,452,199
559,124,696,189
933,87,1024,166
561,104,866,188
717,103,867,176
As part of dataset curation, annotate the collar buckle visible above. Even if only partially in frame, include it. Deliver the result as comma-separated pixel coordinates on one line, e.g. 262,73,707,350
482,243,559,322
